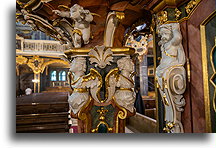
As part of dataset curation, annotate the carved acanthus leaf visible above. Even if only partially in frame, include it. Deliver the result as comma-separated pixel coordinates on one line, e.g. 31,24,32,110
89,45,113,68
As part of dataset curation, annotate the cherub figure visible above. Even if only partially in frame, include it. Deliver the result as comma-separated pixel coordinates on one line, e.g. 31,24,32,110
53,4,93,48
156,23,186,85
114,57,135,113
68,57,89,114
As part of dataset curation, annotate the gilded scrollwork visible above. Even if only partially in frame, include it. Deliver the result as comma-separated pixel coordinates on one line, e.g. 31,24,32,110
185,0,200,14
175,8,182,20
156,11,168,26
91,107,113,133
16,55,28,65
27,55,44,74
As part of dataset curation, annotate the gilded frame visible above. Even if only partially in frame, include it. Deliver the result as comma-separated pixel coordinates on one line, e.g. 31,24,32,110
200,10,216,133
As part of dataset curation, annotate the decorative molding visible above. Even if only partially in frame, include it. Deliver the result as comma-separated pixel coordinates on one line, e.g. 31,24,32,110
64,47,135,58
27,55,44,74
155,0,202,25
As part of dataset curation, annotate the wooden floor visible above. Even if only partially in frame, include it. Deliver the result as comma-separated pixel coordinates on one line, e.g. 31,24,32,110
16,92,69,133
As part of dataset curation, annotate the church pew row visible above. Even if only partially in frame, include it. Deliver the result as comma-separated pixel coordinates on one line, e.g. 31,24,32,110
16,102,69,115
16,112,69,133
126,112,157,133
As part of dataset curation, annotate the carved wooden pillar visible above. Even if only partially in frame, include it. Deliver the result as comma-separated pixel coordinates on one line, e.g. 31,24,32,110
64,46,136,133
155,23,186,133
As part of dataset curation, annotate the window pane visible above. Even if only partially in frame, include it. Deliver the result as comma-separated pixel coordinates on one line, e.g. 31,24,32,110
51,71,56,81
62,71,66,81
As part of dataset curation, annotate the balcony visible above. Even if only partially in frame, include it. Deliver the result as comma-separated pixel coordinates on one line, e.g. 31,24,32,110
16,35,68,57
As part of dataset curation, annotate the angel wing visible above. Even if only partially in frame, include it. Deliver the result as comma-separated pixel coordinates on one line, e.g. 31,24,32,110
105,68,119,102
82,68,102,103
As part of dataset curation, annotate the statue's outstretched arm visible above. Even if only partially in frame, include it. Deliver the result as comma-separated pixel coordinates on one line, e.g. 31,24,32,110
53,10,70,18
170,23,182,46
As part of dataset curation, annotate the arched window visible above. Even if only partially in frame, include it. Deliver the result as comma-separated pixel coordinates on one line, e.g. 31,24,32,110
51,71,57,81
59,71,66,81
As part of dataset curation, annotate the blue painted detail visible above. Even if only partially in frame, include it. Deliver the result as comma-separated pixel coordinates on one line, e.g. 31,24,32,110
135,35,142,42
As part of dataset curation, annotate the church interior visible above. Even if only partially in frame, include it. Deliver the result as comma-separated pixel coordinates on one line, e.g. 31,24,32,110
16,0,216,133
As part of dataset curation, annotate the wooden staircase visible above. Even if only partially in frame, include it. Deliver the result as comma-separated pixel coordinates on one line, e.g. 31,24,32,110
16,92,69,133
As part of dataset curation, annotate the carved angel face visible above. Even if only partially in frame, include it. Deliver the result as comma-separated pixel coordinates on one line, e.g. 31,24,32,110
69,57,86,73
70,4,83,19
117,57,134,72
159,28,172,44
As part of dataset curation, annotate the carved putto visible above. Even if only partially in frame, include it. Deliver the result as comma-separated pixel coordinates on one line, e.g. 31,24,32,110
156,23,186,80
68,57,89,114
68,57,103,114
106,57,135,112
53,4,93,48
156,23,186,133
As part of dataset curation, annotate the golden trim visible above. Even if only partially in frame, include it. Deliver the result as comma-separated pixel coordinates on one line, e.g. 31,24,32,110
156,0,202,25
186,58,191,83
209,45,216,112
64,47,135,58
200,11,216,133
116,88,133,91
73,88,88,93
115,12,125,21
185,0,199,14
163,50,177,58
91,107,113,133
41,59,69,73
175,8,182,20
113,96,135,133
77,96,93,133
16,55,28,65
82,68,103,102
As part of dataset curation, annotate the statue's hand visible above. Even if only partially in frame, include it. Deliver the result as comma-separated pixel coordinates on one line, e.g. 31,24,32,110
53,10,62,16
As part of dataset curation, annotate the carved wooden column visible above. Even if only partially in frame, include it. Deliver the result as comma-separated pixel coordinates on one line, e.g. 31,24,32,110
64,46,136,133
155,23,186,133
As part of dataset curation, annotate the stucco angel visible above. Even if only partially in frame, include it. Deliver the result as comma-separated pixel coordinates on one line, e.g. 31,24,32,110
53,4,93,48
68,57,89,114
106,57,135,112
68,57,102,114
156,23,186,85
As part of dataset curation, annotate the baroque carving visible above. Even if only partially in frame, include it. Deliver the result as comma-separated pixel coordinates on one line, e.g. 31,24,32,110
156,23,186,133
17,9,71,47
16,2,97,48
68,57,102,114
185,0,200,14
156,11,168,26
106,57,135,113
27,55,44,74
89,45,113,68
68,57,89,114
53,4,93,48
175,8,182,20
